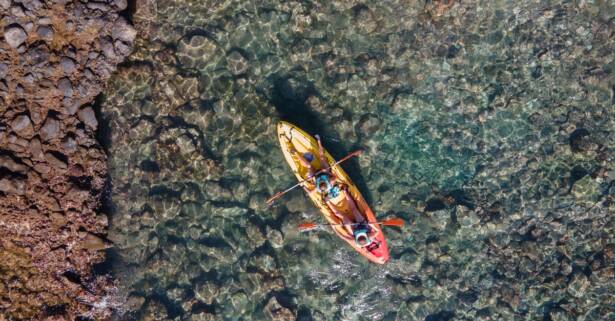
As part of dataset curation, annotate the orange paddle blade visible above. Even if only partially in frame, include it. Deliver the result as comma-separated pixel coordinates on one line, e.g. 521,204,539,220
298,222,318,231
381,218,404,227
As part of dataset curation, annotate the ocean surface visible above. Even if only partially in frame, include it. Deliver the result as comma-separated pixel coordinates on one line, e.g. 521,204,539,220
99,1,614,320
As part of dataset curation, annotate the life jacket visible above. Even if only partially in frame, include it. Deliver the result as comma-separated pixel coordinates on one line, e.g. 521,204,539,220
315,173,340,199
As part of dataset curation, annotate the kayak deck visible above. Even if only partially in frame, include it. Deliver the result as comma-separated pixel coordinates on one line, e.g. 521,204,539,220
277,121,389,264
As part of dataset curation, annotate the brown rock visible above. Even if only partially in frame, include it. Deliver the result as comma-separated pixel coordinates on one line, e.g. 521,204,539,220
30,138,45,160
0,0,135,318
40,117,60,141
64,185,90,209
49,212,67,226
57,77,73,97
63,100,80,115
61,136,78,154
0,177,26,195
44,152,67,170
4,25,28,48
7,134,29,152
0,0,10,11
0,155,28,173
60,57,76,75
48,197,61,211
81,233,110,251
112,18,137,43
77,106,98,130
36,26,53,40
33,162,50,174
11,115,34,137
425,0,456,18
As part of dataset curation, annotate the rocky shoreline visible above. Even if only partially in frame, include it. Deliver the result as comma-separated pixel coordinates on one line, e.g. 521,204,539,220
0,1,135,319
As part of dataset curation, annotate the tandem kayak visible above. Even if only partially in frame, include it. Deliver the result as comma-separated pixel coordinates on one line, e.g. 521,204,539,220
277,121,390,264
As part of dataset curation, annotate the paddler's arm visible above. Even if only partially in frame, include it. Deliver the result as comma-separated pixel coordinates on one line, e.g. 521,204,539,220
291,146,315,177
315,134,330,172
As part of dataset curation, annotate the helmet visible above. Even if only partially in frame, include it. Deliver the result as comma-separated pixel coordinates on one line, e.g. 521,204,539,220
353,225,372,247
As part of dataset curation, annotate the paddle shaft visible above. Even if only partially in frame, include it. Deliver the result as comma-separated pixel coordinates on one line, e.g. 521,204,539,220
299,218,404,232
266,150,362,204
307,221,395,228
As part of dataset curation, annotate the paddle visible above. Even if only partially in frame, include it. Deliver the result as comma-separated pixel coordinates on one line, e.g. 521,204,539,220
298,218,405,232
266,149,363,205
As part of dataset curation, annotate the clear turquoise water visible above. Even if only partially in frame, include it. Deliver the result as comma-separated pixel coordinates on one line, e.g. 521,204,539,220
101,1,614,320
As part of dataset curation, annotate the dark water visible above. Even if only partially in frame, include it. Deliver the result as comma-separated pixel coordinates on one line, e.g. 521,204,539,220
101,1,614,320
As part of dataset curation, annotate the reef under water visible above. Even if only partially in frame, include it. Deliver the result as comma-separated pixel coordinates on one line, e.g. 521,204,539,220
99,1,614,321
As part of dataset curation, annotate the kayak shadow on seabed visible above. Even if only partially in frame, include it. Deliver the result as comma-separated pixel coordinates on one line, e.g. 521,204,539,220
265,74,375,206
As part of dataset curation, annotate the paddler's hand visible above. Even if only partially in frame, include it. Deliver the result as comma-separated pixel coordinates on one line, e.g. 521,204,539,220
315,134,324,152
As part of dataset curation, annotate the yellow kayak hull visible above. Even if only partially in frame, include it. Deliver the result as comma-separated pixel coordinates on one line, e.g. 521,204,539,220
277,121,390,264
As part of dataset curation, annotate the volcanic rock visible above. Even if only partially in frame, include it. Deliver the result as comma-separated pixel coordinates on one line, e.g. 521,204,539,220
40,117,60,141
0,2,135,318
77,106,98,129
4,25,27,48
11,115,33,137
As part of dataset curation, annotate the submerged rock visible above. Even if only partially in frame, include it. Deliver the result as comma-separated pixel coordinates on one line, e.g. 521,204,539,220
571,175,600,201
567,273,589,298
264,296,296,321
191,312,216,321
194,281,219,305
177,35,221,70
100,1,615,320
226,50,249,75
569,128,597,152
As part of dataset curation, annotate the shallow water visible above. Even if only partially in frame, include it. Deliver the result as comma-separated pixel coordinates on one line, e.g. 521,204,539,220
101,1,614,320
